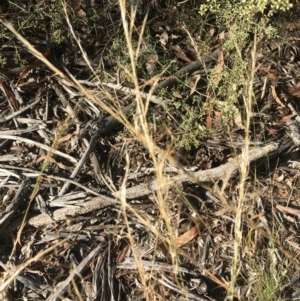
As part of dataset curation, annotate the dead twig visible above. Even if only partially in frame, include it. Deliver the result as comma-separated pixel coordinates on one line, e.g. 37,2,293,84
26,195,118,227
46,243,105,301
0,134,77,163
0,180,31,236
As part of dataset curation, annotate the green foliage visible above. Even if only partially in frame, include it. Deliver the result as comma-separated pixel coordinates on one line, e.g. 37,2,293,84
174,95,211,150
194,0,291,152
13,49,27,66
251,264,288,301
199,0,292,18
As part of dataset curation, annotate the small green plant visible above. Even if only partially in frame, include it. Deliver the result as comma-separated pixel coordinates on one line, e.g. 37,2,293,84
13,49,27,66
196,0,292,149
174,94,211,150
200,0,291,92
252,265,288,301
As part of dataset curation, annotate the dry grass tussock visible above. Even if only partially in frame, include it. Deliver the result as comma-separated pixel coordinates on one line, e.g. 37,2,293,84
0,0,300,300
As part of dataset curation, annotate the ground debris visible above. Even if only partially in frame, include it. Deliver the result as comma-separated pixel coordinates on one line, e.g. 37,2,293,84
1,1,300,301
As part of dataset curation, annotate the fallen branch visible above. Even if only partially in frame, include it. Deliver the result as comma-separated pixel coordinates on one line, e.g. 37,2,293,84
27,195,118,227
24,142,279,228
118,142,279,199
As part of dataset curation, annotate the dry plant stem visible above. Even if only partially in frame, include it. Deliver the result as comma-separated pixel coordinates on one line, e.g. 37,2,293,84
0,18,218,161
102,82,170,105
101,49,219,110
0,239,69,293
92,252,105,299
0,19,88,256
0,180,29,236
2,45,217,197
116,5,156,300
0,21,67,79
107,240,114,300
0,98,41,124
17,117,46,125
58,4,131,124
62,1,95,77
47,243,104,301
229,34,257,299
0,164,102,196
2,20,219,201
58,102,137,195
0,134,77,163
287,102,300,123
257,197,282,261
0,261,51,296
117,257,198,275
58,137,95,196
153,275,212,301
58,99,135,157
0,125,45,135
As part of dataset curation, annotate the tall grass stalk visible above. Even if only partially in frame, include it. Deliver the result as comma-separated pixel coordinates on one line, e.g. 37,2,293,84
228,30,257,300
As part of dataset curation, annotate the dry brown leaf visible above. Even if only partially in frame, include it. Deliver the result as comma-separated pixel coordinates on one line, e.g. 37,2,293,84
267,127,278,135
279,114,295,123
206,114,213,129
250,212,265,220
36,155,73,171
266,72,277,82
116,244,130,263
0,79,18,110
257,66,277,82
57,133,73,144
214,206,231,216
175,222,202,249
271,85,285,107
280,21,300,31
257,66,271,73
115,270,129,279
276,204,300,216
171,46,192,63
58,242,73,256
16,49,51,86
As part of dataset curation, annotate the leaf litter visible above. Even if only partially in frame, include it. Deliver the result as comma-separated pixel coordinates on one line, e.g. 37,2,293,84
0,1,300,301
